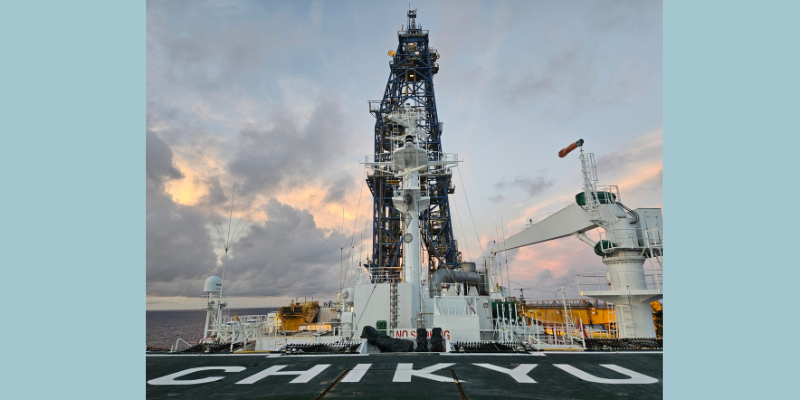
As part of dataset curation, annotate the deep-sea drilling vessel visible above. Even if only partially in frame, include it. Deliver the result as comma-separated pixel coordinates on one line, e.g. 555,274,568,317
147,10,664,399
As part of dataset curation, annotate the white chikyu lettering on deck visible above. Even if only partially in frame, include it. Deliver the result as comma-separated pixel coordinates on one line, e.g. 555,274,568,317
341,364,372,383
473,364,538,383
393,363,463,383
147,366,246,385
554,364,658,384
236,364,330,384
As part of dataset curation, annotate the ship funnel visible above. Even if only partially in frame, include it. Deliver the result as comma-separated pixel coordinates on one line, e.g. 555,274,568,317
204,276,223,292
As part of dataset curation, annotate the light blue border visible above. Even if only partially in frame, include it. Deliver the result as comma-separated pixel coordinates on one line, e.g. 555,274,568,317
4,0,798,398
1,1,142,398
666,0,798,398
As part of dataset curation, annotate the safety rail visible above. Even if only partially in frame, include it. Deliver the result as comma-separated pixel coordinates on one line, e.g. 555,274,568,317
218,314,271,324
595,185,621,202
644,228,663,247
598,227,640,251
170,338,194,353
597,227,663,271
577,270,663,294
434,296,479,316
368,100,383,116
298,323,332,332
365,266,404,284
399,29,429,37
362,151,459,167
582,323,615,339
330,327,359,341
527,316,586,350
580,153,600,220
281,342,361,355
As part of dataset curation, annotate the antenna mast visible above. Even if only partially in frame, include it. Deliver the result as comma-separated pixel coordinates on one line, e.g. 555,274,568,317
209,181,249,324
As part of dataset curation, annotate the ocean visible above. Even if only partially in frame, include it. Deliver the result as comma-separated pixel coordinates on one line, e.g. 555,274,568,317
146,307,279,349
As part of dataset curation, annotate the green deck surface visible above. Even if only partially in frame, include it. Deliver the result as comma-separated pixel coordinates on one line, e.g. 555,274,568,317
146,352,662,399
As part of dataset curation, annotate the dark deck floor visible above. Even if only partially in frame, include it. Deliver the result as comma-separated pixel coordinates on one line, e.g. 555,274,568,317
146,352,663,399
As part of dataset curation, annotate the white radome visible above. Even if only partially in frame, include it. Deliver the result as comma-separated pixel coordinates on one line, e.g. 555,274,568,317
203,276,223,293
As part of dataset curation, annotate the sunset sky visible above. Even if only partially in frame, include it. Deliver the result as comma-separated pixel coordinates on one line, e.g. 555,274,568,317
146,0,662,310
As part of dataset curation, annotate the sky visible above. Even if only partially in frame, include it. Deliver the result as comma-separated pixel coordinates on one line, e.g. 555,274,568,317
146,0,662,310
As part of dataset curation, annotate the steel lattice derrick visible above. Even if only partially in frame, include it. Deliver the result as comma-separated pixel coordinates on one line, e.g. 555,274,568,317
367,12,458,283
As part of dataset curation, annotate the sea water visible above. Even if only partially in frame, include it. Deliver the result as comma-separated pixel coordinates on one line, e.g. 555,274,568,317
146,307,278,349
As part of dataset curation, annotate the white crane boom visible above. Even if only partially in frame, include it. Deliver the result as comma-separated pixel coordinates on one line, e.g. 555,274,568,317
490,203,597,255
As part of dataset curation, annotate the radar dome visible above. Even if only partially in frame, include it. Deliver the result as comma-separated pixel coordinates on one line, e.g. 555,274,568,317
204,276,223,292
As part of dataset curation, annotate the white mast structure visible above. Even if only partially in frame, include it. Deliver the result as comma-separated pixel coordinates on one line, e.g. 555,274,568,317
362,105,460,329
201,276,223,342
489,139,663,338
202,186,250,343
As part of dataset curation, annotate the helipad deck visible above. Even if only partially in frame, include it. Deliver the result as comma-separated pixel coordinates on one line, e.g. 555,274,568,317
146,352,663,399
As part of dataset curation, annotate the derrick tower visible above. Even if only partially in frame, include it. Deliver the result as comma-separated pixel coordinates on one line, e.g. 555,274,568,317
366,10,458,283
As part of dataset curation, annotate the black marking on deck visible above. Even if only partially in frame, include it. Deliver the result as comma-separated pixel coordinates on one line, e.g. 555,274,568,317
146,353,663,399
315,369,350,399
450,369,468,400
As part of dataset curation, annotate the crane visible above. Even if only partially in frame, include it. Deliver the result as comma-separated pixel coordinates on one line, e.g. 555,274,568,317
487,140,663,339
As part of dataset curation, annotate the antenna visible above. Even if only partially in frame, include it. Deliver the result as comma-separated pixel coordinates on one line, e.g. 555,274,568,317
500,217,511,298
209,180,250,314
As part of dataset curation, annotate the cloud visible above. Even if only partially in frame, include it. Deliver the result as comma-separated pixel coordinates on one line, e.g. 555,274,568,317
323,172,357,205
589,0,663,31
596,131,663,179
146,131,218,294
622,168,663,200
490,23,659,119
494,172,556,198
145,128,352,299
536,268,553,281
146,113,362,299
309,1,324,26
217,198,347,298
146,129,184,186
229,95,354,198
145,3,366,301
146,4,301,101
488,194,505,203
501,41,597,112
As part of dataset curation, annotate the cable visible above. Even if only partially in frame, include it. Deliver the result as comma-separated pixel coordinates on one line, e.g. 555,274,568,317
343,170,368,288
500,216,510,294
230,219,250,244
455,168,485,256
507,278,557,294
616,201,640,224
494,222,502,289
451,196,473,261
354,281,380,329
210,212,226,248
226,180,236,247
